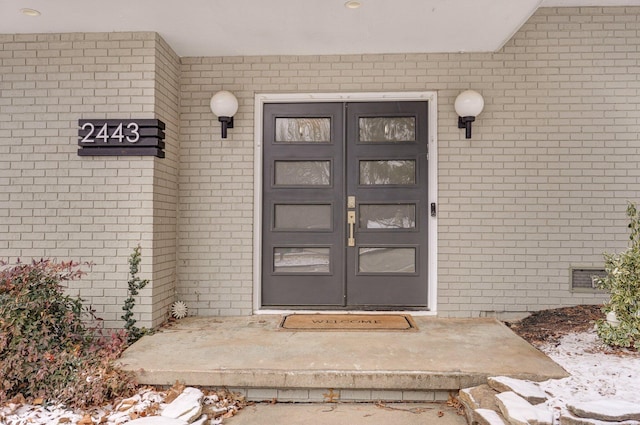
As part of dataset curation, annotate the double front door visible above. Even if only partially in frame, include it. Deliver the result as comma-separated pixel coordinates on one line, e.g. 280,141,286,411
262,101,429,309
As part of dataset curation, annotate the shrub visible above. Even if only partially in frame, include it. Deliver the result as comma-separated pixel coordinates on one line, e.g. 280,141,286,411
122,245,150,344
0,259,137,408
595,202,640,350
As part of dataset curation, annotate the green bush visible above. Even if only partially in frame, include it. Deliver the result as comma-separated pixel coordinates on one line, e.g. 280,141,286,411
122,245,150,344
595,202,640,350
0,259,137,408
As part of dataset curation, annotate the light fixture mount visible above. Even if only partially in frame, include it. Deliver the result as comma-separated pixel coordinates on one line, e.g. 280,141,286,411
457,116,476,139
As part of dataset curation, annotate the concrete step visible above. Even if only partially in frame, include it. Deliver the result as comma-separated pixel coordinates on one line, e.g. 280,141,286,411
225,402,467,425
119,316,568,402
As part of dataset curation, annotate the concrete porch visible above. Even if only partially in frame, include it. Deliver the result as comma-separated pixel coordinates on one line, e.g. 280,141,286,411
118,315,568,403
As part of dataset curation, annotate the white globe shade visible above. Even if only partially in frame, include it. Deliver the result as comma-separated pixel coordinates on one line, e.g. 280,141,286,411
210,90,239,117
454,90,484,118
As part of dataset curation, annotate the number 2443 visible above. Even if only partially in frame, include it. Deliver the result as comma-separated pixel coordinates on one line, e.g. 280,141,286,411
80,122,140,143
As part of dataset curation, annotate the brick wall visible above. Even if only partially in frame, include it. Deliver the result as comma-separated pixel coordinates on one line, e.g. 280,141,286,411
178,7,639,317
2,7,638,322
178,57,255,315
0,32,178,328
149,35,181,327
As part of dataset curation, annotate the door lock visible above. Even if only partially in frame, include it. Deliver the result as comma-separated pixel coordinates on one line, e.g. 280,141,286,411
347,211,356,247
347,196,356,209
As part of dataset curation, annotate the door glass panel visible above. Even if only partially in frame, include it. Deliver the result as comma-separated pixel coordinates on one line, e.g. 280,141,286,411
358,247,416,273
275,161,331,186
359,204,416,229
274,204,332,230
359,117,416,142
359,160,415,185
275,118,331,143
274,247,330,273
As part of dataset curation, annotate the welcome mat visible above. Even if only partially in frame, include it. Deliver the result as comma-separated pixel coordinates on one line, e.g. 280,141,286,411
279,314,418,331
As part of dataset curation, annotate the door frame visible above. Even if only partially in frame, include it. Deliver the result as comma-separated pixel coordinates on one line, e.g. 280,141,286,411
253,92,438,315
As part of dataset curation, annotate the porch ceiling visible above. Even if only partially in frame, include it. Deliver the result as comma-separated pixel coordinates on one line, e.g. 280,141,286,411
0,0,637,57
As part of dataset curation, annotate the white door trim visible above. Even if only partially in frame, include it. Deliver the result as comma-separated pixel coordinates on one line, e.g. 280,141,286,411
253,91,438,315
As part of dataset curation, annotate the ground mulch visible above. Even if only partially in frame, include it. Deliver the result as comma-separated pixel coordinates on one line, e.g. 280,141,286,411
505,304,603,346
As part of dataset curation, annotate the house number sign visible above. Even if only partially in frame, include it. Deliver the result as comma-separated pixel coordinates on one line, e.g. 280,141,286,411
77,119,166,158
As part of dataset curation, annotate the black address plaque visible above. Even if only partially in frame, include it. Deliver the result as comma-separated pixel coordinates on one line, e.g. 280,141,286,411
77,119,166,158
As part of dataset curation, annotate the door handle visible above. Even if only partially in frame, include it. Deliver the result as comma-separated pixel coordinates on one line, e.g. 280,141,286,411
347,211,356,247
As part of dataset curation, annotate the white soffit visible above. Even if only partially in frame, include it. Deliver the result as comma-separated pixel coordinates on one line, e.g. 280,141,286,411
0,0,636,57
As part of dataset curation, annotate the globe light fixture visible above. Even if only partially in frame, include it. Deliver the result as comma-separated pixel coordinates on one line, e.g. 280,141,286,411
454,90,484,139
210,90,239,139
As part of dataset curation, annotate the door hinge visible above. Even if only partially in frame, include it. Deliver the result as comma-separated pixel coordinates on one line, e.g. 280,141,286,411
430,203,437,217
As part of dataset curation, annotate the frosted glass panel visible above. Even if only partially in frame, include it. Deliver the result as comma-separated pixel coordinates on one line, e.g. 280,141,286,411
359,204,415,229
359,117,415,142
274,247,330,273
359,160,415,185
275,118,331,143
274,204,332,230
358,247,416,273
275,161,331,186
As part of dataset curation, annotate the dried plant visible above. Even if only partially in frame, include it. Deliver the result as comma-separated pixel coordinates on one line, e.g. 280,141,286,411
0,259,137,408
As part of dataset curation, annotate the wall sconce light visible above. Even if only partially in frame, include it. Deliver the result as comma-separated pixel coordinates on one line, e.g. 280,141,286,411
455,90,484,139
210,90,238,139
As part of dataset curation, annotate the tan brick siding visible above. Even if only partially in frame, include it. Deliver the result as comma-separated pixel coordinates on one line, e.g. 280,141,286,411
149,34,181,327
2,7,639,323
0,32,177,328
178,7,638,317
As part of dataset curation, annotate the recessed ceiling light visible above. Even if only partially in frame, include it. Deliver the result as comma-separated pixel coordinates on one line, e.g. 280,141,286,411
344,1,361,9
20,8,41,17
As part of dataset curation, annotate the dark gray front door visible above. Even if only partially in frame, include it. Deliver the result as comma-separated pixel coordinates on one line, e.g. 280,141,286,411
262,101,429,309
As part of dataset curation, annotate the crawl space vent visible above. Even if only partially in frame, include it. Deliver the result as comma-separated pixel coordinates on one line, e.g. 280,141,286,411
571,268,606,290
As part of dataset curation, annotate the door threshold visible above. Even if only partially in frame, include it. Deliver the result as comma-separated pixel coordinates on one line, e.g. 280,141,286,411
255,309,437,317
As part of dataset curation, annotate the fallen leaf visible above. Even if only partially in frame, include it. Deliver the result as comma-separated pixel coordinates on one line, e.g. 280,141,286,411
165,381,186,404
438,411,444,417
211,409,228,419
33,398,44,405
78,414,93,424
323,389,339,403
10,394,26,405
117,401,135,412
447,392,465,415
58,418,72,424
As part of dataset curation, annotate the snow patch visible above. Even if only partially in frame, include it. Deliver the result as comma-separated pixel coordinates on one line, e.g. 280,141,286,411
476,408,508,425
488,376,548,404
539,329,640,411
567,399,640,422
495,391,553,425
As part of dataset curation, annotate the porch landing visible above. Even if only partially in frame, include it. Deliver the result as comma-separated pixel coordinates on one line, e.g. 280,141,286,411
119,315,567,402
